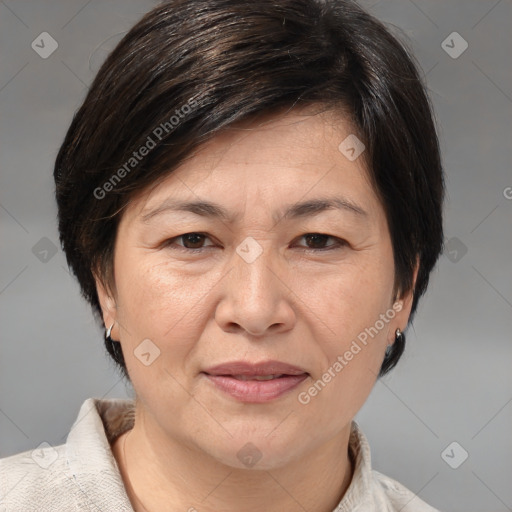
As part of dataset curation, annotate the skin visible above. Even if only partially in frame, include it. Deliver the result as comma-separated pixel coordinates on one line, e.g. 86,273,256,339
96,105,418,512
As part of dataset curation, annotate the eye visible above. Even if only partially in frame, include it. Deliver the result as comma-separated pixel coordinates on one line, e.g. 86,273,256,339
294,233,348,252
163,232,215,252
163,232,348,253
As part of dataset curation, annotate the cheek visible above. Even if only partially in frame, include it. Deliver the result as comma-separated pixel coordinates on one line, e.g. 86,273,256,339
310,258,395,347
307,257,395,414
113,253,225,356
113,258,214,404
298,273,391,425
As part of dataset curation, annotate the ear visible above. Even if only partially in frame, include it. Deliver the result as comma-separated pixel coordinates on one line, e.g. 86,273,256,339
389,256,420,342
94,274,118,338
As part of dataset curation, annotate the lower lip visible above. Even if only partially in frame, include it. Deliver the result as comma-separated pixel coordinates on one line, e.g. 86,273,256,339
204,374,308,403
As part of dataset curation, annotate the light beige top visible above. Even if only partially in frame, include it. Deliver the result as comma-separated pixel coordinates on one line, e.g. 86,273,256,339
0,398,441,511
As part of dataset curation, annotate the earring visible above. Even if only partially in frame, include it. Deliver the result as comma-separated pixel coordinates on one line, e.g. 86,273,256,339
385,328,402,357
106,322,115,339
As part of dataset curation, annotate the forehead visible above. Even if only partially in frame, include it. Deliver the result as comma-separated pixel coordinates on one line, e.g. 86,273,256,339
125,107,381,225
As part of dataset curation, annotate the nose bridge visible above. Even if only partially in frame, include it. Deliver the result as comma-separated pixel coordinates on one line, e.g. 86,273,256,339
214,237,295,336
215,221,296,339
233,238,279,302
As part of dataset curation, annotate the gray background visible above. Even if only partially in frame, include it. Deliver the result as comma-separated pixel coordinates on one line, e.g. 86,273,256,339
0,1,511,511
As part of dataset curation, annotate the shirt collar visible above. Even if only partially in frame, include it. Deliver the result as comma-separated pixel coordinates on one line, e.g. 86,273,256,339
66,398,135,511
333,419,377,511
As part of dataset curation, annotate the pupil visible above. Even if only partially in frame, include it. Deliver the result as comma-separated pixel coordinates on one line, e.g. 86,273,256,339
184,233,203,248
305,234,327,248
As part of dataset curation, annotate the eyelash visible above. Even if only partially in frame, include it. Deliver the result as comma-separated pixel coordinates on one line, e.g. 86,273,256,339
162,232,348,253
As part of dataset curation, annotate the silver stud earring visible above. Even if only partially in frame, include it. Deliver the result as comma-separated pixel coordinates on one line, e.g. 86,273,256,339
385,328,402,357
106,322,115,339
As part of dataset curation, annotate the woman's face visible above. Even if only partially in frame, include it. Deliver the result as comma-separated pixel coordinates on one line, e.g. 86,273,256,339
97,107,415,469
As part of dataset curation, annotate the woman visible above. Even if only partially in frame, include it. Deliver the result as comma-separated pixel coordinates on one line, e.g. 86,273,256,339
0,0,444,510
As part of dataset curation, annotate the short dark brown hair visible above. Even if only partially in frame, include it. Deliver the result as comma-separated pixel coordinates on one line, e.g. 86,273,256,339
54,0,444,379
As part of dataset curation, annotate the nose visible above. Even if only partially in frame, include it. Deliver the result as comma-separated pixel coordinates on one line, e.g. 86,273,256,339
214,244,296,337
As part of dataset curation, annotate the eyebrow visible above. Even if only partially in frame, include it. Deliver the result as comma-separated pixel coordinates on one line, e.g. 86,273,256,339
140,196,369,225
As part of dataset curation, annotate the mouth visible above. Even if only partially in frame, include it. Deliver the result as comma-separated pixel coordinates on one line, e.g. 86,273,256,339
202,361,309,403
226,374,288,381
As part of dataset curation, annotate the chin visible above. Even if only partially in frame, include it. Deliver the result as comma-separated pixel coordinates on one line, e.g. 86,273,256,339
200,428,309,471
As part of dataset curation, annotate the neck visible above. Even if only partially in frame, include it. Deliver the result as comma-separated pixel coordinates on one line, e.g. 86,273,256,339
112,410,354,512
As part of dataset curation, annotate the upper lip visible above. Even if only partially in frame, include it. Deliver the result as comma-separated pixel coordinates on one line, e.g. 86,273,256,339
203,360,308,376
